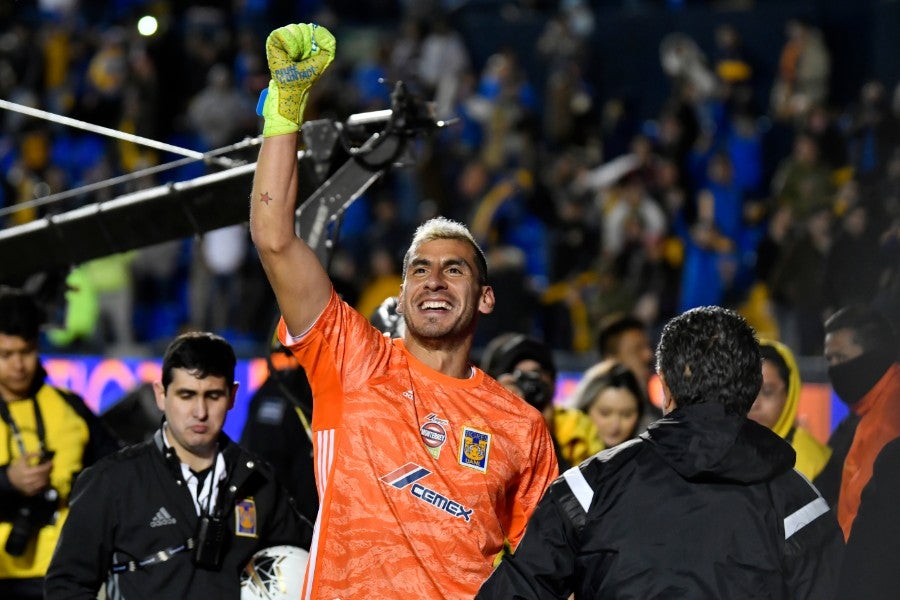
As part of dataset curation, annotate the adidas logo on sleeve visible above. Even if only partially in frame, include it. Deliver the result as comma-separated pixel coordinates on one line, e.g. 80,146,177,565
149,507,177,528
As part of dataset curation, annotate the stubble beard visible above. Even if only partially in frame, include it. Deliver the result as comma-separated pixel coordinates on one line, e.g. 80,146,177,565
408,314,455,340
407,312,477,353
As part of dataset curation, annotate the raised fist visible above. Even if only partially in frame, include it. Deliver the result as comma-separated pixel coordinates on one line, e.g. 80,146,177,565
259,23,336,137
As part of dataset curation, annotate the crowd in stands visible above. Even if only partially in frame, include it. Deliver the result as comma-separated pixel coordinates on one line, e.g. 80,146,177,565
2,3,900,596
0,0,897,361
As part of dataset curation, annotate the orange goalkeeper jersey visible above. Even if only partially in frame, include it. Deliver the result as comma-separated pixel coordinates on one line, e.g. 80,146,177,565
279,290,558,599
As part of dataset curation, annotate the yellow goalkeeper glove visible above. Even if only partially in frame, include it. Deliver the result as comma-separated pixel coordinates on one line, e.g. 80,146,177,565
258,23,336,137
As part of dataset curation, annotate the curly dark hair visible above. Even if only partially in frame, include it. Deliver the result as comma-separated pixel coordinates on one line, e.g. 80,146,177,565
161,331,236,391
656,306,761,415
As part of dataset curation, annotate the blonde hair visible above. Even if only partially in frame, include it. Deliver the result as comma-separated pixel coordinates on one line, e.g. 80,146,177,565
402,217,488,284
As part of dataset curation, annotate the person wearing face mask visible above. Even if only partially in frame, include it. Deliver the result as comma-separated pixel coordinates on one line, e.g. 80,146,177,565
749,339,831,480
815,304,900,540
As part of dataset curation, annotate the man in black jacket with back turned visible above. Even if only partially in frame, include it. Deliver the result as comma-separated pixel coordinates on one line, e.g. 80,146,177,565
478,306,843,599
45,332,312,599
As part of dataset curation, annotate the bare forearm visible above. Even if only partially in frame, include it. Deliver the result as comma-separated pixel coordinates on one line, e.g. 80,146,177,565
250,133,331,334
250,133,300,253
251,23,338,334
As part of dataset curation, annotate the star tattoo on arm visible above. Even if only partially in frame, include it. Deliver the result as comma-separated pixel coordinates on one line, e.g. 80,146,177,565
260,191,273,205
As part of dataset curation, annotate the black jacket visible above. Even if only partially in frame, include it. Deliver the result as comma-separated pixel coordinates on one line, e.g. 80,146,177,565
44,429,312,600
478,403,844,599
836,436,900,600
239,368,318,523
813,412,861,508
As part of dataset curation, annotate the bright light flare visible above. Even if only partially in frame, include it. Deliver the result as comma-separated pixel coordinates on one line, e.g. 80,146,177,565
137,15,158,37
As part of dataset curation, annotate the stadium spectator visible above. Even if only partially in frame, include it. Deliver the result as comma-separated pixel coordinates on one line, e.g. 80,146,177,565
567,359,644,448
750,339,831,480
823,203,887,314
596,313,661,429
817,304,900,539
770,18,831,124
1,3,899,375
481,332,601,469
768,203,833,355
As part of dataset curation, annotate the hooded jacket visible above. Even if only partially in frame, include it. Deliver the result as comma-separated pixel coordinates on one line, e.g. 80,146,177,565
761,339,831,480
477,403,844,599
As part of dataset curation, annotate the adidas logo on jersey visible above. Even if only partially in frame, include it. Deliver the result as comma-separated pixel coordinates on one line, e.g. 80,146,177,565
149,507,177,528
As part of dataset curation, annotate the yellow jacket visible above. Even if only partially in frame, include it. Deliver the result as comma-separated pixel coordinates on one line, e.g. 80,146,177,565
762,339,831,480
552,407,603,465
0,383,90,579
791,426,831,482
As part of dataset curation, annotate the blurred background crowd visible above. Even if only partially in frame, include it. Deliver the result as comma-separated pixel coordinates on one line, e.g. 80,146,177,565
0,0,898,367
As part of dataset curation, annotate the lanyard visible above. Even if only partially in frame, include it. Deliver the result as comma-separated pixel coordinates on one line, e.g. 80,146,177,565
182,455,225,517
113,430,228,576
0,396,47,457
162,426,226,517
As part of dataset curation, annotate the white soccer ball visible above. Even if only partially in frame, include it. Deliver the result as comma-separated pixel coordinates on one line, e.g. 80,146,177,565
241,545,309,600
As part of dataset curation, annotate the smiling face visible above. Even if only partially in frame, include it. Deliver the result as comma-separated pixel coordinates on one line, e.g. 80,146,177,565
396,238,494,343
588,387,640,448
155,368,236,470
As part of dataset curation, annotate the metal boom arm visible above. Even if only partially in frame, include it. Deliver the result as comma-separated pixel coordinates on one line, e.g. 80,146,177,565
0,81,439,282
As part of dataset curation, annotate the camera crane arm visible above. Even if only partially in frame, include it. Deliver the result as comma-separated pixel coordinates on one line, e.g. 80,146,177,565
295,80,441,265
0,81,443,291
